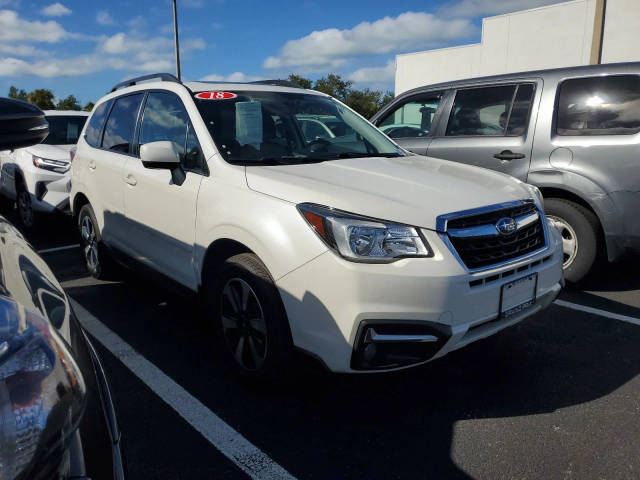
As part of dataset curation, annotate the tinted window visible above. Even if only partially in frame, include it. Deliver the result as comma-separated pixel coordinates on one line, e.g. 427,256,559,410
139,92,188,157
378,95,441,138
102,94,144,153
556,75,640,136
42,115,88,145
184,123,206,173
85,100,112,147
446,84,534,137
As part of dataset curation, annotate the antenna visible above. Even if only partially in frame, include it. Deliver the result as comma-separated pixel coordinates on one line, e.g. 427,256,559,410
172,0,181,80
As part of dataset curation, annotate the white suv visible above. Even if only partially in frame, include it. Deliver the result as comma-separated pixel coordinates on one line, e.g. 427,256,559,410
0,110,88,228
70,74,564,376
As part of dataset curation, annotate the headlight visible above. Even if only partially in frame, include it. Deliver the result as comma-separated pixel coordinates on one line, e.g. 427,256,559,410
0,295,86,480
298,203,432,262
32,155,70,173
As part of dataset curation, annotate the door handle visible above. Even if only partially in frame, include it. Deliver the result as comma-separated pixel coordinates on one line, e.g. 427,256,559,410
88,160,96,170
124,175,137,186
493,150,526,161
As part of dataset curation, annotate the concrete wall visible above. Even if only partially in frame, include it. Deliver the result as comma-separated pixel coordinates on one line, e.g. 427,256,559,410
395,0,639,94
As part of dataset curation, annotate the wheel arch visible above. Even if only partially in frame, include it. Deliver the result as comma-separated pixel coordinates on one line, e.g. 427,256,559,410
530,169,622,261
199,238,255,290
71,192,91,223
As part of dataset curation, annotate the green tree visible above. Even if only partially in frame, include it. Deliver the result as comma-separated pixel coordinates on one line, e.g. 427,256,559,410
27,89,55,110
287,74,312,89
313,74,353,103
345,88,386,119
8,86,28,101
83,101,95,112
56,94,81,111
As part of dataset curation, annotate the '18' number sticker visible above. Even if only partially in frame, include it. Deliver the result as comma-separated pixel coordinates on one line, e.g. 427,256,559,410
194,91,237,100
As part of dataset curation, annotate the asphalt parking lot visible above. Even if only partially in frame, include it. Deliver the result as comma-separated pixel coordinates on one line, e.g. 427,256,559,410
8,210,640,479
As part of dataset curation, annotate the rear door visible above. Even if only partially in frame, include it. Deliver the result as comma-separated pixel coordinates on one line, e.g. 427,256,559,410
373,91,445,155
86,93,144,247
427,81,540,181
122,91,205,290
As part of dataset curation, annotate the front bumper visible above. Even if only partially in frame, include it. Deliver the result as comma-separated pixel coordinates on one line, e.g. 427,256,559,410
24,167,71,213
277,224,563,373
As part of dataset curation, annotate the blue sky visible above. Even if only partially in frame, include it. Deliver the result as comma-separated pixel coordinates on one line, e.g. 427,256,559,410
0,0,561,105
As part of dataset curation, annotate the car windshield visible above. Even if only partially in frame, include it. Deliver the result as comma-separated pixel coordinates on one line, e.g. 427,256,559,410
194,90,405,164
42,115,87,145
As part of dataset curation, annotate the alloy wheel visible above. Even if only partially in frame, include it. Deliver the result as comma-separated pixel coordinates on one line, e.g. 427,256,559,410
17,190,33,228
548,215,578,268
220,277,268,371
80,214,99,272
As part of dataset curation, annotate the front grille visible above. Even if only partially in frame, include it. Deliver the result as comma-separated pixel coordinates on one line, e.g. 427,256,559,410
445,202,546,270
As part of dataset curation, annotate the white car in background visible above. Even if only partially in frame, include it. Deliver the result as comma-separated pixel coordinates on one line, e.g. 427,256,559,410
0,110,88,228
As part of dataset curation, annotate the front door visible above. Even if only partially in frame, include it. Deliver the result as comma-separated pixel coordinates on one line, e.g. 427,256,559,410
427,81,540,181
122,91,206,290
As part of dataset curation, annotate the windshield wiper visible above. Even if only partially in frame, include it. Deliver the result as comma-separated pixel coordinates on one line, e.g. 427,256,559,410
312,151,405,161
226,156,321,166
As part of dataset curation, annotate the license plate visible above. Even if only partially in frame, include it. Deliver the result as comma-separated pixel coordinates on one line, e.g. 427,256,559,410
500,273,537,318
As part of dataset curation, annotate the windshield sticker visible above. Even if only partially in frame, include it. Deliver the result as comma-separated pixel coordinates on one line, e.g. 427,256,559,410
235,101,263,146
194,91,237,100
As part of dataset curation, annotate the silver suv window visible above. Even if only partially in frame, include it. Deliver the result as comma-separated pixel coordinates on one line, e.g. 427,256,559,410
556,75,640,136
377,94,441,139
446,84,534,137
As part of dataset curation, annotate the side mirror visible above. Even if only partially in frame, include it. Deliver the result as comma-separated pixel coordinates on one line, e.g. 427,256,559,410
0,98,49,151
140,141,181,168
139,141,186,186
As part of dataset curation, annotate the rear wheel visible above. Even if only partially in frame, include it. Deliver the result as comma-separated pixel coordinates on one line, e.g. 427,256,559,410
545,198,600,284
16,186,36,230
78,204,116,279
204,253,293,378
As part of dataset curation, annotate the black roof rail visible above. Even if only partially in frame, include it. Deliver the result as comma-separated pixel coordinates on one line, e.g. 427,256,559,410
248,79,303,88
110,73,181,93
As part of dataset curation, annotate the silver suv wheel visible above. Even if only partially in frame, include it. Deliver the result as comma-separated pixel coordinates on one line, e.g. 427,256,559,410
548,215,578,268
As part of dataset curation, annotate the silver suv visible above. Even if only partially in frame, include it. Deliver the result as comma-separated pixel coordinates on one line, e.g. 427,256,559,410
372,62,640,283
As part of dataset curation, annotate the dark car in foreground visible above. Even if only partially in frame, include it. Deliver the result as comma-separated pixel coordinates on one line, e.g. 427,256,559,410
0,97,124,479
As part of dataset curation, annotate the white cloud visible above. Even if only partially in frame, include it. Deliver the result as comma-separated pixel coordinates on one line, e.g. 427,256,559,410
0,44,46,56
347,59,396,87
263,11,474,71
438,0,564,18
0,55,126,77
200,72,261,82
96,10,114,25
42,3,71,17
0,9,69,42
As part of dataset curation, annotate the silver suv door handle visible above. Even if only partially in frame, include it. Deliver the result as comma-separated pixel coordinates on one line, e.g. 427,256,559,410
493,150,525,161
124,175,137,186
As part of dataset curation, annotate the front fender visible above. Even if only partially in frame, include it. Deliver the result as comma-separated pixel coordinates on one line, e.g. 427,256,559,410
528,168,623,261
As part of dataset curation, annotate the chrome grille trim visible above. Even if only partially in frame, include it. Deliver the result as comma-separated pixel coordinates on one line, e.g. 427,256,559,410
448,211,539,238
437,199,550,272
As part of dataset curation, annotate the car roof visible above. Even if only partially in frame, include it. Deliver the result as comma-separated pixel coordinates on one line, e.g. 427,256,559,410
397,61,640,97
43,110,89,116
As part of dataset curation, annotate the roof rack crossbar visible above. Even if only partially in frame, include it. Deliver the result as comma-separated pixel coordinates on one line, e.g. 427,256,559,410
110,73,181,93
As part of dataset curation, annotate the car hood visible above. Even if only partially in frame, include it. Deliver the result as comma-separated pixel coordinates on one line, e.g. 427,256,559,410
26,143,71,161
245,155,531,230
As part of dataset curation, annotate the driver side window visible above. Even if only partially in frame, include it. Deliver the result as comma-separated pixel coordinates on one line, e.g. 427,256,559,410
378,94,441,139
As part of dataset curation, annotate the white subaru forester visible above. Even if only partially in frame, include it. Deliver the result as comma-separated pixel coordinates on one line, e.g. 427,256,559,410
70,74,563,376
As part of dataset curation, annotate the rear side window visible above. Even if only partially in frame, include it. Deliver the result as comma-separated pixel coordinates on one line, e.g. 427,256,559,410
43,115,88,145
556,75,640,136
446,84,534,137
84,100,112,147
102,93,144,153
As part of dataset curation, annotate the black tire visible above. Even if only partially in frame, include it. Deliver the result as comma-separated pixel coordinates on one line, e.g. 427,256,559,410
545,198,600,284
77,204,117,279
16,184,37,230
203,253,293,378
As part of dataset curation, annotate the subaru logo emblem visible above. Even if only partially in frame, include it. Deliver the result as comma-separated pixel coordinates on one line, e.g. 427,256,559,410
496,217,517,235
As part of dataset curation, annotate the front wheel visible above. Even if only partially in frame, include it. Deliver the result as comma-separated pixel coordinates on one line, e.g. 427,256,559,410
204,253,293,378
545,198,600,284
17,187,36,230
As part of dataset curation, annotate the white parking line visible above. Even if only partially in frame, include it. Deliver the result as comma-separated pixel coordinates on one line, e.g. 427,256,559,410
70,299,296,480
37,244,80,254
554,299,640,326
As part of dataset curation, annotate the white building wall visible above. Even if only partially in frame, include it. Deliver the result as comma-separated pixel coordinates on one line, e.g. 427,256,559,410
395,0,639,95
